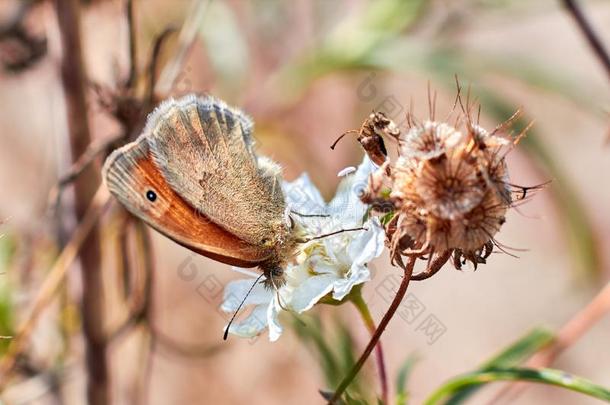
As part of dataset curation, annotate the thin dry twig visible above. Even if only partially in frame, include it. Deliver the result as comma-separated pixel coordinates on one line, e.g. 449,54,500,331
154,0,212,95
47,133,123,213
560,0,610,81
146,26,177,104
95,0,212,369
125,0,137,88
54,0,107,402
104,214,153,342
531,282,610,365
0,187,110,390
133,221,156,404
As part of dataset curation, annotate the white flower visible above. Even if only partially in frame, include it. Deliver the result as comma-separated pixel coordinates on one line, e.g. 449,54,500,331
219,269,275,338
221,157,385,341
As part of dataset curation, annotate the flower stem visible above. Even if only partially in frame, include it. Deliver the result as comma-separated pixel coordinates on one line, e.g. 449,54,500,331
351,287,388,404
330,258,416,404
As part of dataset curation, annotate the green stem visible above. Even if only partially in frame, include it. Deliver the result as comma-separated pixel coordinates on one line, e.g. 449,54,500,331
351,286,388,404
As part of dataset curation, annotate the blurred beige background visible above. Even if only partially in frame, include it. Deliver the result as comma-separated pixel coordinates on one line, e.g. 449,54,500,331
0,1,609,404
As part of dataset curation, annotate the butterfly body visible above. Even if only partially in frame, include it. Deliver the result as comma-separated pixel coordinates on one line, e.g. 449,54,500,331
103,95,299,287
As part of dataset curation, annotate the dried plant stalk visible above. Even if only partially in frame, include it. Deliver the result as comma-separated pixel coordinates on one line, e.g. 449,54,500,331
54,0,107,403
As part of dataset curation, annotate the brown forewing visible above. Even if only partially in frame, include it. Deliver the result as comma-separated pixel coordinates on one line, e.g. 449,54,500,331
103,136,272,268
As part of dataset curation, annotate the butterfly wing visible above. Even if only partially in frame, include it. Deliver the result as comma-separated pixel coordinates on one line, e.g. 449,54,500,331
145,95,286,246
103,136,273,267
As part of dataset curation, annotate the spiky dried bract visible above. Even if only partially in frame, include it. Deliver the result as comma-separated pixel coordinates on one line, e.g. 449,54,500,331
360,109,526,275
400,121,463,161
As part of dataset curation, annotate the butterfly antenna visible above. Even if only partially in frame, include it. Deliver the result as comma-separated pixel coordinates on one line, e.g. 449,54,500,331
275,288,289,311
223,272,265,340
291,210,330,218
304,226,366,242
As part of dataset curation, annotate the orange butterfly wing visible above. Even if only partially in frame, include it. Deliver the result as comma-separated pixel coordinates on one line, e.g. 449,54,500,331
103,136,272,267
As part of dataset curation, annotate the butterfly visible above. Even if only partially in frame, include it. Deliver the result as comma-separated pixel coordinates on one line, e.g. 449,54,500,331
103,95,301,288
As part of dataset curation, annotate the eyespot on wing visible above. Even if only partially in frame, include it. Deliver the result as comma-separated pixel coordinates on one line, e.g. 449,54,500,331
102,136,274,267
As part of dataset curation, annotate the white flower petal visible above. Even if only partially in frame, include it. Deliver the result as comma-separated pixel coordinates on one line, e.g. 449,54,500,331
348,218,385,266
283,173,326,213
338,166,356,177
220,279,272,311
328,156,375,224
267,298,283,342
225,304,269,338
230,267,260,278
309,258,339,276
351,155,377,185
331,264,370,301
290,274,337,313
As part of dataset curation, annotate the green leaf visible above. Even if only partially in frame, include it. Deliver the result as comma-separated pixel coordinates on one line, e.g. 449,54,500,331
396,353,420,405
424,368,610,405
379,211,396,226
444,328,554,404
479,328,554,369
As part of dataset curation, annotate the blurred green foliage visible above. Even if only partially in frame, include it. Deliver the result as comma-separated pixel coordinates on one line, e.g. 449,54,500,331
395,354,419,405
292,313,376,403
0,232,16,353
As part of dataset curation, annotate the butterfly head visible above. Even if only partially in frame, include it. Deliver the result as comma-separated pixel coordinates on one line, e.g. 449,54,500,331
256,216,305,289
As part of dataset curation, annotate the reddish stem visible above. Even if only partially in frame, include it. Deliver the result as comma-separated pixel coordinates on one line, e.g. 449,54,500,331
351,289,388,403
329,258,416,404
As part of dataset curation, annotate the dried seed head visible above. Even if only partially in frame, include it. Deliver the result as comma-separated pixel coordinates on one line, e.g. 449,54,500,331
400,121,463,161
450,189,508,251
357,95,535,274
468,124,510,149
394,120,512,253
414,150,486,220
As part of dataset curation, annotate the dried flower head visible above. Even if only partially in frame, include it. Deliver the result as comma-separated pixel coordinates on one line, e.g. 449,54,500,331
358,85,540,276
